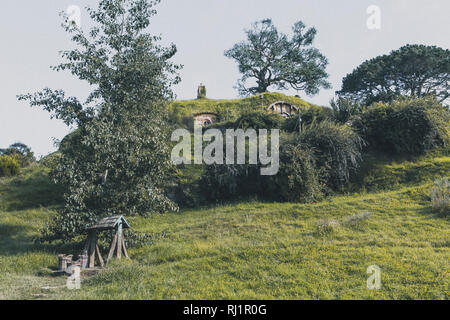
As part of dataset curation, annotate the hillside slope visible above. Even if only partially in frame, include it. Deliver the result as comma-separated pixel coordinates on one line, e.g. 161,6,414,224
168,92,325,122
0,154,448,299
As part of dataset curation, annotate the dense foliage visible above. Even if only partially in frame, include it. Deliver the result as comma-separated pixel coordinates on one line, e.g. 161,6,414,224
233,111,284,130
0,155,20,177
0,142,35,168
267,141,322,202
282,106,332,132
330,98,364,124
297,121,364,191
338,45,450,105
353,97,449,155
200,162,261,202
225,19,330,96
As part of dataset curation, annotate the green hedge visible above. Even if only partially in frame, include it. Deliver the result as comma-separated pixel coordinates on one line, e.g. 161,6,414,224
354,97,449,155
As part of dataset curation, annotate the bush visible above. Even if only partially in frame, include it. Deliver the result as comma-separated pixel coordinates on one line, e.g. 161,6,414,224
234,111,284,130
0,155,20,177
0,142,35,167
330,97,364,124
430,177,449,216
39,152,62,169
200,163,262,202
354,97,449,155
315,218,340,236
266,141,322,202
283,106,332,132
199,134,323,203
297,120,364,191
343,211,372,229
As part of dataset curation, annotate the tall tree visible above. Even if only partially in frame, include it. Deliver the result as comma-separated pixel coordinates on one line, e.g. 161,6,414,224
225,19,330,96
18,0,181,241
338,44,450,106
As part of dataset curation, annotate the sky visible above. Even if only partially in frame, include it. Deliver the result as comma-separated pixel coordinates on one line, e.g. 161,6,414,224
0,0,449,157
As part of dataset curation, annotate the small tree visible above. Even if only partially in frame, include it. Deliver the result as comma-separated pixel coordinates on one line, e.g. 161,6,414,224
18,0,181,241
338,44,450,106
225,19,330,96
0,142,35,167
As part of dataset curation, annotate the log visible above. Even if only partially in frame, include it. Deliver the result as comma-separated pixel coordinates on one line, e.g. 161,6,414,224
121,236,129,259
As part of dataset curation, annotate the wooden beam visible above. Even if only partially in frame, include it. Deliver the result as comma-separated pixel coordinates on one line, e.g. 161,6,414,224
106,233,118,264
121,236,129,259
116,223,122,259
89,232,97,269
82,236,90,255
96,244,105,268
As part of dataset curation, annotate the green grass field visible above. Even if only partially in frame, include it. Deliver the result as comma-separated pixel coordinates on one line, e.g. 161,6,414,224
0,153,448,300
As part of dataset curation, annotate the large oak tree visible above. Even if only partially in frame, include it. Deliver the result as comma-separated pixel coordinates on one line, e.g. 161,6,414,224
225,19,330,96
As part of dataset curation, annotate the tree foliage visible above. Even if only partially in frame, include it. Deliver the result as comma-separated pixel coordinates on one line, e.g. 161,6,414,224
0,142,35,167
0,155,20,177
18,0,181,241
338,44,450,106
297,121,364,191
353,97,449,155
225,19,330,96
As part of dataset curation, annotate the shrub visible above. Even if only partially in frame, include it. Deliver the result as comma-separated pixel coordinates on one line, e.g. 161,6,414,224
330,97,364,124
343,211,372,229
315,218,339,236
0,155,20,177
283,106,332,132
297,120,364,191
354,97,449,155
266,141,322,202
234,111,284,130
39,152,62,169
199,134,323,203
430,177,449,216
0,142,35,167
200,163,262,202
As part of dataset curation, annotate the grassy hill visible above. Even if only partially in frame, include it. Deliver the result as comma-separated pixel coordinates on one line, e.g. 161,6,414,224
168,92,325,124
0,151,448,299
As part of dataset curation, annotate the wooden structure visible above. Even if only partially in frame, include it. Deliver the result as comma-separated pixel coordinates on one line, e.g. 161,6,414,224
267,101,298,118
83,215,131,269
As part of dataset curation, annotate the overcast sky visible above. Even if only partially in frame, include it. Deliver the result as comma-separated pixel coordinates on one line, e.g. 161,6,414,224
1,0,449,157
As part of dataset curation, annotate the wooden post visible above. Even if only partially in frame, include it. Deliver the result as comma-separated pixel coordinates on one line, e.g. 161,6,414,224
121,236,129,259
116,223,122,259
96,244,105,267
106,233,118,264
88,231,97,268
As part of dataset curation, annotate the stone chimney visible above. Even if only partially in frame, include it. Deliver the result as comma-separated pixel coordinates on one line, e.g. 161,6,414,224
197,83,206,99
